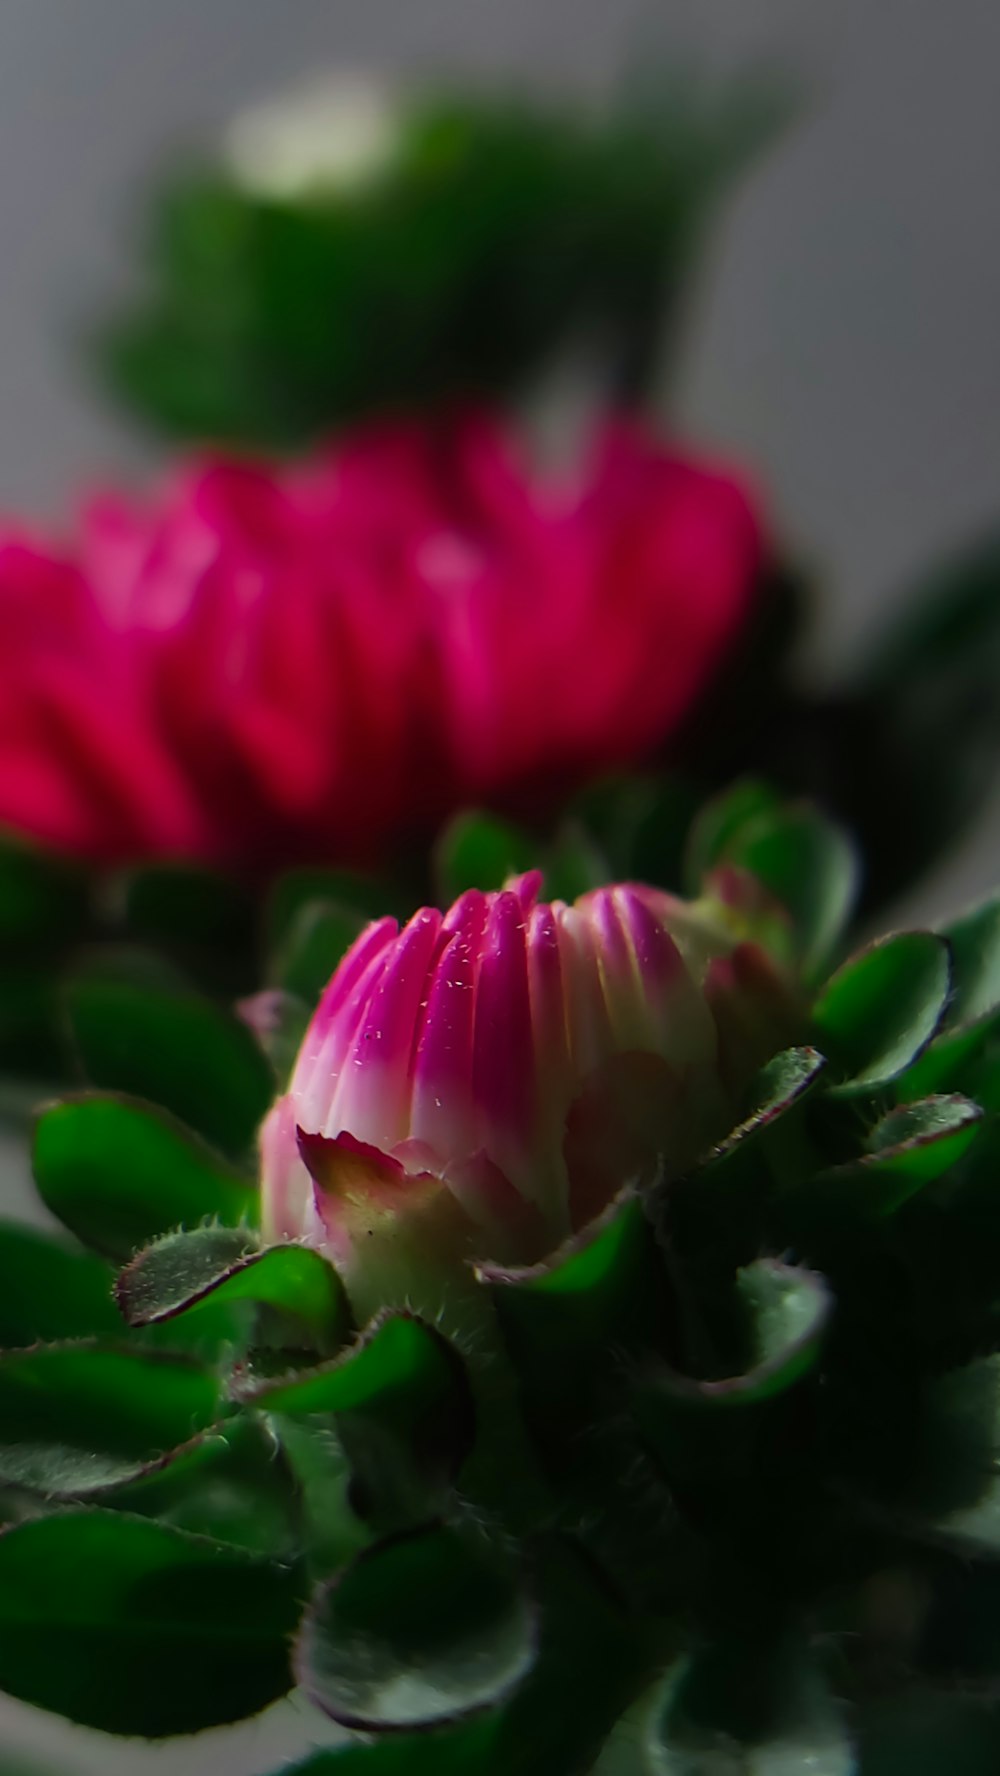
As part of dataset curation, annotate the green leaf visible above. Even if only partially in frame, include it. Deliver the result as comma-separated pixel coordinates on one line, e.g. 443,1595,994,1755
478,1192,672,1475
117,1224,347,1353
812,932,952,1095
0,1509,300,1734
270,899,367,1006
780,1095,984,1229
541,820,611,902
0,1221,119,1349
274,1722,498,1776
33,1092,257,1260
900,1005,1000,1097
684,779,782,888
639,1259,831,1415
939,893,1000,1031
856,1691,1000,1775
65,975,275,1159
905,1355,1000,1559
267,869,398,953
241,1311,473,1529
0,837,88,948
296,1523,536,1731
644,1640,854,1774
570,770,699,891
116,862,256,991
434,811,535,900
111,1415,302,1558
705,1046,828,1171
0,1341,224,1497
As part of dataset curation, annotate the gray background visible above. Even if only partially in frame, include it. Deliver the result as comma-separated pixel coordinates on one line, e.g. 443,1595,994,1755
0,2,999,1771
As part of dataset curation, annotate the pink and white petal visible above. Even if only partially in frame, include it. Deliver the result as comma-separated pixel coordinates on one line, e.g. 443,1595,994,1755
471,889,537,1197
334,906,442,1149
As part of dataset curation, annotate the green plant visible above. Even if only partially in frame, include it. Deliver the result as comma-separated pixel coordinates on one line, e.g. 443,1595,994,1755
2,789,1000,1772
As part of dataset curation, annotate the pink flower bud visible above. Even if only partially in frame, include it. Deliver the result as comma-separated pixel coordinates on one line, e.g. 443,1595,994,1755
260,873,797,1319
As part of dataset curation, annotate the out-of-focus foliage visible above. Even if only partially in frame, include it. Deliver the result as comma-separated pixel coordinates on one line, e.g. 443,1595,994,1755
95,74,791,446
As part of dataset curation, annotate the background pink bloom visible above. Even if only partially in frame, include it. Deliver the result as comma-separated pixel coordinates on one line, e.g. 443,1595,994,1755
0,415,765,869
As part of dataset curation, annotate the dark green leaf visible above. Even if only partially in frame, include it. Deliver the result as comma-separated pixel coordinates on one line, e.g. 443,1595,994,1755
33,1092,257,1261
112,1415,302,1558
705,1046,828,1170
637,1259,831,1431
940,894,1000,1031
241,1310,472,1529
812,932,952,1095
856,1690,1000,1775
267,870,398,953
434,811,535,900
116,862,256,991
780,1095,984,1229
684,779,783,889
905,1355,1000,1558
479,1192,672,1476
645,1639,853,1773
0,1509,300,1734
717,808,857,978
117,1224,346,1353
66,976,275,1158
0,1341,224,1497
274,1722,498,1776
0,838,88,949
270,899,367,1005
570,770,699,890
901,1006,1000,1109
0,1221,119,1349
296,1523,536,1730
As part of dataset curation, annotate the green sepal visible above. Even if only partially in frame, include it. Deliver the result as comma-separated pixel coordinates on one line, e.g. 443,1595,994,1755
812,931,952,1095
0,1340,225,1499
65,972,274,1159
642,1638,853,1774
294,1522,537,1732
116,1224,347,1354
239,1310,474,1531
0,1509,301,1734
33,1092,257,1261
0,1220,120,1349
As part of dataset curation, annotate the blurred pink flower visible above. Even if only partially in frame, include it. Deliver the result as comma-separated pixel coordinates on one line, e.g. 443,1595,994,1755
260,871,796,1317
0,415,764,868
